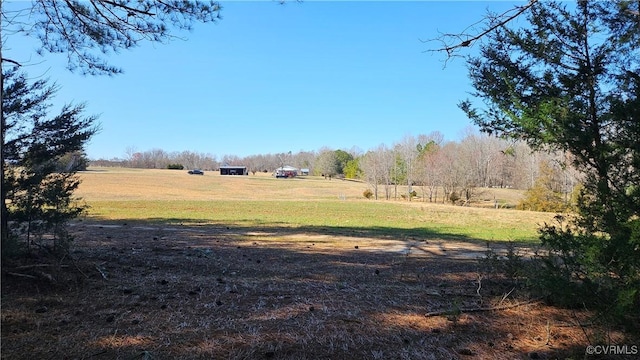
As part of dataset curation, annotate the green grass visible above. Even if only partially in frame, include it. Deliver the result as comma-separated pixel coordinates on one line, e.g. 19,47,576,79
84,198,547,242
76,167,553,243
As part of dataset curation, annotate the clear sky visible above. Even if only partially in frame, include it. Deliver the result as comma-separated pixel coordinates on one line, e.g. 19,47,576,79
4,1,525,160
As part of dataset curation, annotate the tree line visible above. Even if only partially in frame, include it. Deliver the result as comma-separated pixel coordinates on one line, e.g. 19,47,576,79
91,129,580,206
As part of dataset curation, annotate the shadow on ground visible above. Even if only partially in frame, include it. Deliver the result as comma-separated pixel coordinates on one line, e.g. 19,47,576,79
1,219,635,359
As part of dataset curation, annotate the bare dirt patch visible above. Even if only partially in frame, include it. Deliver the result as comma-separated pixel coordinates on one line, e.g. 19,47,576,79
2,221,636,359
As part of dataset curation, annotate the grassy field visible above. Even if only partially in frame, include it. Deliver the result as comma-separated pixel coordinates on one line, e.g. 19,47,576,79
76,167,551,243
4,167,629,360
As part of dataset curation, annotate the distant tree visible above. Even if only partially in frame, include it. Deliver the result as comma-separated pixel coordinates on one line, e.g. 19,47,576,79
174,151,201,171
343,158,361,179
453,130,502,204
460,0,640,317
390,147,406,200
2,68,98,256
149,148,169,169
434,142,462,204
253,153,278,172
415,132,443,202
243,155,260,175
314,149,338,178
333,149,354,176
291,151,316,172
222,154,243,167
360,151,380,199
495,143,516,189
89,158,127,167
275,151,292,171
378,146,394,200
396,135,418,201
360,144,394,200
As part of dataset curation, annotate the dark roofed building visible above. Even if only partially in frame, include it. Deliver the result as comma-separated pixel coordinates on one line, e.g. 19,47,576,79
220,165,248,175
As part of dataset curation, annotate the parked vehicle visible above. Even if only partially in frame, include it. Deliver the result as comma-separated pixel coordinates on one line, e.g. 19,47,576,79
188,169,204,175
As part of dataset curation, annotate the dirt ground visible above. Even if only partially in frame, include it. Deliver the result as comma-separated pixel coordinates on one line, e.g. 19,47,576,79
1,220,637,359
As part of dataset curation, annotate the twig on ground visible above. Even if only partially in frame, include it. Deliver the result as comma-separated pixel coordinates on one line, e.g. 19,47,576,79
6,272,38,279
424,297,543,317
15,264,58,269
35,271,56,282
6,270,55,282
476,274,483,306
94,263,108,280
573,307,593,345
546,319,551,345
72,259,90,279
498,287,515,307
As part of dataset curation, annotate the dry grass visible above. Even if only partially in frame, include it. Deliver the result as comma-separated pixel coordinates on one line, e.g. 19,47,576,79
75,167,368,201
75,167,552,242
75,167,525,204
2,168,637,359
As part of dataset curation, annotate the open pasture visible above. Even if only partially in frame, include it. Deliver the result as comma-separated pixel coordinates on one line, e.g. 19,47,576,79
75,167,548,243
3,168,629,359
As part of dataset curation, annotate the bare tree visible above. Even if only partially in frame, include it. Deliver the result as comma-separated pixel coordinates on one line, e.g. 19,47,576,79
314,148,338,179
396,135,419,201
221,154,242,166
360,144,394,200
291,151,316,172
415,132,444,202
435,142,464,204
360,150,381,200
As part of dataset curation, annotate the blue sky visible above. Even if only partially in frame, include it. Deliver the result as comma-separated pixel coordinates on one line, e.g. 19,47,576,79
4,1,526,160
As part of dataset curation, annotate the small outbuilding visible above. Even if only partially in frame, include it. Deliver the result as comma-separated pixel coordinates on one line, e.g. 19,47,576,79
220,165,248,175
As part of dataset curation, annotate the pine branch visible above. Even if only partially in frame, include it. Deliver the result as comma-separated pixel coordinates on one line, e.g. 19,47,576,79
98,0,156,17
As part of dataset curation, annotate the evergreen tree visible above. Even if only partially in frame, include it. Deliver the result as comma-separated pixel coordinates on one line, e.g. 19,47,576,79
2,68,98,256
334,150,354,176
343,158,362,179
460,0,639,317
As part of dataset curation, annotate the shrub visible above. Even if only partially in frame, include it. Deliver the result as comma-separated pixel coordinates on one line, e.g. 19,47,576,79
363,189,373,199
481,241,526,281
449,191,460,204
517,162,568,212
167,164,184,170
517,184,567,212
525,215,640,323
